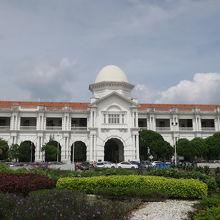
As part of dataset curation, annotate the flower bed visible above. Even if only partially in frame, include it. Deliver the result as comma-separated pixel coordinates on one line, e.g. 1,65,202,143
0,172,53,196
57,175,208,199
0,190,141,220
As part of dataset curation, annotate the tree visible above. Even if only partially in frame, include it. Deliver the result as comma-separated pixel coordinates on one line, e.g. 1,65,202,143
190,137,208,160
0,138,9,160
42,140,61,162
8,144,20,162
139,130,173,160
205,132,220,160
176,138,194,162
19,141,32,162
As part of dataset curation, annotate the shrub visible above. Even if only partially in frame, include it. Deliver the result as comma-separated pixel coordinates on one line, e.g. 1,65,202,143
57,175,208,199
0,172,53,196
194,197,220,209
0,163,12,172
144,168,217,190
0,190,141,220
193,207,220,220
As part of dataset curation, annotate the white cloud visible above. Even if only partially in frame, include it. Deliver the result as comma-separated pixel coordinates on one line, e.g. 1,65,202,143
156,73,220,104
132,84,160,103
10,58,78,100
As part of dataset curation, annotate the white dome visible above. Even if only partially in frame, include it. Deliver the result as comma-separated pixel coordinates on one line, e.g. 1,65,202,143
95,65,128,83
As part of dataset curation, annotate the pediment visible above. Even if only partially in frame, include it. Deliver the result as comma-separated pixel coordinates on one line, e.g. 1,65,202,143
89,91,138,108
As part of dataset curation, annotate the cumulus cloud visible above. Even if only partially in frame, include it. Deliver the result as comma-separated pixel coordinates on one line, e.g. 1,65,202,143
155,73,220,104
11,58,77,100
132,84,160,103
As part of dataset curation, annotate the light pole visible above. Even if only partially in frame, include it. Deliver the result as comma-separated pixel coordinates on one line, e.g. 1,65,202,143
172,122,178,166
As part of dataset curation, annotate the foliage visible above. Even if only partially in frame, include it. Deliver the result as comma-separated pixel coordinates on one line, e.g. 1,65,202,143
0,138,9,160
0,163,12,172
139,130,174,160
0,189,141,220
194,197,220,210
42,141,60,162
193,207,220,220
8,144,20,162
0,172,53,196
191,138,208,159
57,175,208,199
18,141,34,162
143,168,217,190
205,132,220,160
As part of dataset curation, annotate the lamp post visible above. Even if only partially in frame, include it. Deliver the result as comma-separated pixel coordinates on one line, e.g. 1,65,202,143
172,121,178,166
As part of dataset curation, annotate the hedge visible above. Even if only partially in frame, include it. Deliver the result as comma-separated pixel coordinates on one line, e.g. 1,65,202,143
56,175,208,199
0,172,53,196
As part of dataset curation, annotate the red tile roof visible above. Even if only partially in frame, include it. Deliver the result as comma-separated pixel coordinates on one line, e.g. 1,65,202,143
0,101,219,111
0,101,90,110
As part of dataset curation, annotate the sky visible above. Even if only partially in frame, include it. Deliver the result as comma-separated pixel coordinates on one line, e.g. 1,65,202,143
0,0,220,104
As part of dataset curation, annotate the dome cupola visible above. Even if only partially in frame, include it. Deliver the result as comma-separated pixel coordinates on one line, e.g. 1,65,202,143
89,65,134,100
95,65,128,83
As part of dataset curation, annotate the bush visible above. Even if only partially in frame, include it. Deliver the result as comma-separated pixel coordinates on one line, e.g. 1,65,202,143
0,190,141,220
0,163,12,172
0,172,53,196
57,175,208,199
144,168,217,190
193,207,220,220
194,197,220,209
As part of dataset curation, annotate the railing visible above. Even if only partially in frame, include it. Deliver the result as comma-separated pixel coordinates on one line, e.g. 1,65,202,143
0,126,10,130
179,127,193,131
20,126,37,130
156,127,170,131
201,127,215,131
71,126,87,130
46,126,62,130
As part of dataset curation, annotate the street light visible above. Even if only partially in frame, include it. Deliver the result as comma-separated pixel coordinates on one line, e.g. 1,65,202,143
172,122,178,166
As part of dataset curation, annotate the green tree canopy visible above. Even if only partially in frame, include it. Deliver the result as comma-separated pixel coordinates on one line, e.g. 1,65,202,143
19,141,34,162
8,144,20,162
139,130,173,160
0,138,9,160
191,137,208,159
205,132,220,159
176,138,194,161
42,140,61,162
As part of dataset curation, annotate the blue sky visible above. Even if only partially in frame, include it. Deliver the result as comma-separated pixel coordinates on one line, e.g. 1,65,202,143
0,0,220,104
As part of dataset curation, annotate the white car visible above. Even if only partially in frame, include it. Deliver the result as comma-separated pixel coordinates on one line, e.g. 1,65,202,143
95,161,116,168
116,161,139,169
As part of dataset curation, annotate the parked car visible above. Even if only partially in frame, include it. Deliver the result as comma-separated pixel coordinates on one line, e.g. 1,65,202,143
75,161,93,170
116,161,139,169
95,161,116,168
141,160,153,168
129,161,144,168
151,161,162,167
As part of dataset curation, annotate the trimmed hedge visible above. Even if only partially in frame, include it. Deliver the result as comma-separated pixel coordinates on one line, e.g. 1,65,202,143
0,172,53,196
56,175,208,199
145,168,217,190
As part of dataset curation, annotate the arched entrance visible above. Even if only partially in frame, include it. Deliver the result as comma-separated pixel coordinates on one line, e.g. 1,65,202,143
104,138,124,163
71,141,87,162
19,141,35,162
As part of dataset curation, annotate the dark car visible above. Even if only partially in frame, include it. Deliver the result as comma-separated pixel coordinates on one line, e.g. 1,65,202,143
75,161,93,170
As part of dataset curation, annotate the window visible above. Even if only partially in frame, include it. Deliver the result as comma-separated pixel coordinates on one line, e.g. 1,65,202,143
108,114,120,124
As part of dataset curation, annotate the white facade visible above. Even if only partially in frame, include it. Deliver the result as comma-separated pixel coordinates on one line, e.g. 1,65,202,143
0,65,220,163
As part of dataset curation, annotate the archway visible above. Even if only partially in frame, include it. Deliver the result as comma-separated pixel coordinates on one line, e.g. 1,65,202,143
104,138,124,163
71,141,87,162
19,141,35,162
43,140,61,162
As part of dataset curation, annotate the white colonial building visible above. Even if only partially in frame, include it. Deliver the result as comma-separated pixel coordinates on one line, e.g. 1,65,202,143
0,65,220,163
